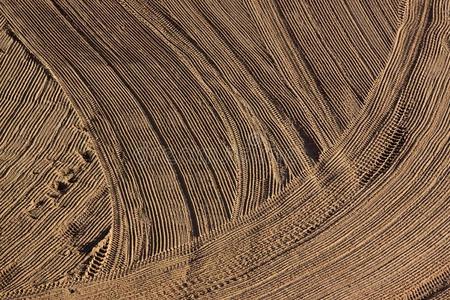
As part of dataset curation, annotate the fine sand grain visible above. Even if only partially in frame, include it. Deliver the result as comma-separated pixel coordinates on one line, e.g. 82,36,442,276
0,0,449,299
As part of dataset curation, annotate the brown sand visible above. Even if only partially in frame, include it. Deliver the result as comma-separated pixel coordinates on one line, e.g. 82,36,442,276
0,0,449,299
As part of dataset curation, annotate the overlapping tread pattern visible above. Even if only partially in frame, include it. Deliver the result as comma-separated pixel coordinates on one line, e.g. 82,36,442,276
0,21,112,295
0,0,449,299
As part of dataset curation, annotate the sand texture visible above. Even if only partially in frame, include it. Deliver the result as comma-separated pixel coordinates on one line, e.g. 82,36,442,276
0,0,449,299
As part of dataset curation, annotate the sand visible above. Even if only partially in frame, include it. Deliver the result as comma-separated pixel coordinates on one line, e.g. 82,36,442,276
0,0,449,299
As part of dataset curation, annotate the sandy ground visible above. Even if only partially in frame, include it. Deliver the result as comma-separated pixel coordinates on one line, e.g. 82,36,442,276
0,0,449,299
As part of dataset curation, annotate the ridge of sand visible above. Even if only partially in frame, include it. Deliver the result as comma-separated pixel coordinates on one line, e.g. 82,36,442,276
0,0,449,299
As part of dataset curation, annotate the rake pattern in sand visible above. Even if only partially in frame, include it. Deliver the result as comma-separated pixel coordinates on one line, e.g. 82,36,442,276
0,0,449,299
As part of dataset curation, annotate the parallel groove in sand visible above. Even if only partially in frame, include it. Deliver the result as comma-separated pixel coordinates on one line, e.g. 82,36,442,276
0,18,112,293
0,0,449,299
